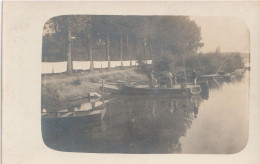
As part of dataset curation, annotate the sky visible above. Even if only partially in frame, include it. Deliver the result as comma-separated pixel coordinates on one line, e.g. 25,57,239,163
190,16,250,53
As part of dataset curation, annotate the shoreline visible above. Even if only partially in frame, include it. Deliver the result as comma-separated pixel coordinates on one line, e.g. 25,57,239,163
41,67,148,106
42,66,246,108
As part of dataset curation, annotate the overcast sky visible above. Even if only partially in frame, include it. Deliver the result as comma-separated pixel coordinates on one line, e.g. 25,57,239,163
190,17,250,53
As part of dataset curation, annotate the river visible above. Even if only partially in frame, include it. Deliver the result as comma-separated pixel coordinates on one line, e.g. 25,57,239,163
41,71,249,154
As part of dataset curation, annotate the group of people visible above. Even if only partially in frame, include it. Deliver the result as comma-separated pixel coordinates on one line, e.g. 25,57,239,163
148,71,178,88
148,69,198,88
167,72,178,88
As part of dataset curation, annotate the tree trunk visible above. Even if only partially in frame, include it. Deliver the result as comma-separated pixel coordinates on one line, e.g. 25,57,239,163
149,43,152,60
89,45,94,72
120,33,123,67
106,33,111,70
127,33,131,66
149,43,154,70
135,40,139,66
143,37,147,63
66,25,72,75
88,34,94,72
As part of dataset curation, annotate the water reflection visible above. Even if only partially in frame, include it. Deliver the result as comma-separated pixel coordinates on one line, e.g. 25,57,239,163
42,93,206,153
41,71,248,154
180,71,249,154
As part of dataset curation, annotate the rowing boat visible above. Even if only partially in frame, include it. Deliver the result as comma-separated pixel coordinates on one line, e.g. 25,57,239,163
121,86,192,95
41,98,116,133
190,86,201,94
121,83,203,96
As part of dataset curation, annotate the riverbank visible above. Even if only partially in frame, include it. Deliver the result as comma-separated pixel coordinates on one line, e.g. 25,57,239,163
42,67,147,106
42,65,247,108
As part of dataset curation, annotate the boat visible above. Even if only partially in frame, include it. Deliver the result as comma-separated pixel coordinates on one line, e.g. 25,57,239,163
41,98,116,132
42,107,106,120
42,108,107,132
190,86,201,94
121,84,202,95
120,52,207,96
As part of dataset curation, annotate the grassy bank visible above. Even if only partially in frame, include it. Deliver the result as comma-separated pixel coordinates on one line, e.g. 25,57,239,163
42,67,147,107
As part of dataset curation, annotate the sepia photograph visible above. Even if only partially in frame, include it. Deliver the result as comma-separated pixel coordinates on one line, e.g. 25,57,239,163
3,1,260,164
41,15,249,154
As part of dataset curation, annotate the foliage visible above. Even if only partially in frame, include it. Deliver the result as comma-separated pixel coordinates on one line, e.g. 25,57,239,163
43,15,203,63
137,59,152,75
42,34,66,62
153,56,174,73
72,77,81,85
183,52,245,75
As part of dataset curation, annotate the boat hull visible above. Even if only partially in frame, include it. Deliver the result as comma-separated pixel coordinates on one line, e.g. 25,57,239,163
121,86,191,95
42,112,102,134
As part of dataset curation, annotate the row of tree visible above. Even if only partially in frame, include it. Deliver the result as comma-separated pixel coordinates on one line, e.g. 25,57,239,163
43,15,203,74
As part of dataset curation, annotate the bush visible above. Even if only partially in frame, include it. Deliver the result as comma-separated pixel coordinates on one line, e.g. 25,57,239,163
183,53,245,75
72,77,81,85
89,77,101,83
137,59,152,74
153,56,173,73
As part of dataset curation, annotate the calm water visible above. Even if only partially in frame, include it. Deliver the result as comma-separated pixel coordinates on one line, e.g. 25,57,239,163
42,71,249,154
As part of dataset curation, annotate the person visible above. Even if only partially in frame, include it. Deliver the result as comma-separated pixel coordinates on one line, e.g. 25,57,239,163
168,71,173,88
173,73,178,88
192,69,197,86
181,81,186,89
148,71,155,88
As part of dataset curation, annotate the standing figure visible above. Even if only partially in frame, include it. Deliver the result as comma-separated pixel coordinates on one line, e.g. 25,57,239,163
173,74,178,88
192,69,197,86
168,72,173,88
149,72,155,88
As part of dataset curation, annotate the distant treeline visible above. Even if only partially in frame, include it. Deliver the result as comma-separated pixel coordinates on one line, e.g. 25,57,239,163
42,15,203,74
150,52,246,75
42,15,246,75
183,52,245,74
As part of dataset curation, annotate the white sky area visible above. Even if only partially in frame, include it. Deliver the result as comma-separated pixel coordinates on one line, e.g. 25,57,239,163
190,17,250,53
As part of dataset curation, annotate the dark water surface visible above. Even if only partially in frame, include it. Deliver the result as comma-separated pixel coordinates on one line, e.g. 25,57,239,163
42,72,249,154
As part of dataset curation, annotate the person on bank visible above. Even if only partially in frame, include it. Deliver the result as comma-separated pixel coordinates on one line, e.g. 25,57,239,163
149,71,155,88
168,71,173,88
192,69,197,86
173,73,177,88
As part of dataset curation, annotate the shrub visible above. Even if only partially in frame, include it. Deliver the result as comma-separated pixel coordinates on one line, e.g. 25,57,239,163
89,77,100,83
72,77,81,85
153,56,173,73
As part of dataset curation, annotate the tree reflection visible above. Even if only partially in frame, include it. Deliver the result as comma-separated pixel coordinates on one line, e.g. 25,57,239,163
42,94,205,153
107,95,204,153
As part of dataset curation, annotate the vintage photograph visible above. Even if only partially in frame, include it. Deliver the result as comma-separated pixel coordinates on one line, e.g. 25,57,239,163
41,15,249,154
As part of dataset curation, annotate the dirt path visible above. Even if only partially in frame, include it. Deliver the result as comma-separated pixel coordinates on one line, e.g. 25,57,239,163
42,67,139,85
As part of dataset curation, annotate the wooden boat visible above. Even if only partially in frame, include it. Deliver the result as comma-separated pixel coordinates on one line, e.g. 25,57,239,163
42,107,106,119
121,82,203,95
190,86,201,94
121,86,191,95
41,98,116,132
41,109,106,134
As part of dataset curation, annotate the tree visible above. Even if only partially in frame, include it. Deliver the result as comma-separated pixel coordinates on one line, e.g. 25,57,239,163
113,16,134,67
43,16,203,73
43,15,92,74
92,16,118,70
76,16,95,72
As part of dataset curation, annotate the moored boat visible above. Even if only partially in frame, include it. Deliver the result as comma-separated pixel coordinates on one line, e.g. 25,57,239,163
41,108,107,133
122,86,195,95
190,86,201,94
41,98,116,133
